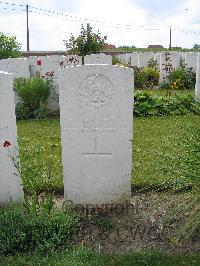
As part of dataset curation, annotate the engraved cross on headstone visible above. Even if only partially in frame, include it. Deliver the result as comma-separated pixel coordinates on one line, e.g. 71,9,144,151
82,135,112,159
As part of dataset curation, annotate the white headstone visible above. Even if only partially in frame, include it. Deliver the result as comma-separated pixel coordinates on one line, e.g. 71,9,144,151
159,52,174,83
118,53,132,65
0,71,24,206
59,65,133,205
130,53,140,67
170,51,181,69
84,54,112,65
185,52,198,71
0,58,30,78
195,53,200,101
139,52,155,68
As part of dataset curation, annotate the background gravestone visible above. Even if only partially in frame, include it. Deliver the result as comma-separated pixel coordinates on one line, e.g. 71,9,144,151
59,65,133,205
185,52,198,71
84,53,112,65
130,53,140,67
0,58,30,78
0,71,24,206
139,52,154,68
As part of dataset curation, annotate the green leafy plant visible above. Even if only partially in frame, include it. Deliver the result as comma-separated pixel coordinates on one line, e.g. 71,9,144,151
0,149,78,255
167,59,196,90
0,32,21,59
134,90,200,116
14,76,51,119
133,66,159,89
147,58,158,69
0,207,78,255
112,56,122,65
133,66,145,89
64,24,107,60
143,66,160,89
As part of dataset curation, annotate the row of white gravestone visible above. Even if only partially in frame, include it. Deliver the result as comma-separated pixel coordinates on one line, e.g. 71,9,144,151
0,52,199,112
0,61,133,206
0,54,112,112
118,51,199,71
0,54,112,80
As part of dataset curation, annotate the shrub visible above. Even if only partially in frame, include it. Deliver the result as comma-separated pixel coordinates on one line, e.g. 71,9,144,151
0,32,21,59
0,208,78,255
133,66,145,89
14,77,51,119
143,66,160,89
64,24,107,57
168,66,196,90
147,58,158,69
112,56,122,65
133,66,159,89
134,90,200,116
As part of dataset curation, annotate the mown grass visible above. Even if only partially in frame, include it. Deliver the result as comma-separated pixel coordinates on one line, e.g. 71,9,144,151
17,114,200,193
17,119,63,193
133,114,200,190
1,247,200,266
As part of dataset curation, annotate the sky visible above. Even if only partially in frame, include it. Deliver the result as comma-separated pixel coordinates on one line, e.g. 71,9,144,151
0,0,200,51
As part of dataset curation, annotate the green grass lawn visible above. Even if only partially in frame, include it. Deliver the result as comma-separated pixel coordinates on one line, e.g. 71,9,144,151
1,248,200,266
17,114,200,193
3,115,199,265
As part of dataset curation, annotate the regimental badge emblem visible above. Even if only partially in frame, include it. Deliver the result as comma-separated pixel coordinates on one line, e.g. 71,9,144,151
79,74,114,109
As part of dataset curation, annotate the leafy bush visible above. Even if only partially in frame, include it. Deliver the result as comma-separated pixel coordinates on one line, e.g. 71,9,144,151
133,66,159,89
14,77,51,119
143,66,160,89
0,32,21,59
134,90,200,116
0,208,78,255
133,66,146,89
64,24,107,57
112,56,122,65
168,65,196,90
147,58,158,68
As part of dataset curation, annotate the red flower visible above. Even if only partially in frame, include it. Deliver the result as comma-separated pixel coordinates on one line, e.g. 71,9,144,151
37,59,42,66
3,141,11,148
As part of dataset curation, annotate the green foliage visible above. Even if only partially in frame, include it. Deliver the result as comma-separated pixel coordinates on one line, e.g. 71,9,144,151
0,207,78,255
143,66,160,89
133,66,145,89
64,24,107,57
134,66,160,89
193,43,200,50
0,32,21,59
112,56,122,65
168,65,196,90
147,58,158,68
134,90,200,116
14,77,51,119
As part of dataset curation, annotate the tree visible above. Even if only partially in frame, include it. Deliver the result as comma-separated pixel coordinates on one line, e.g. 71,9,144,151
64,25,107,57
0,32,21,59
193,44,200,50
